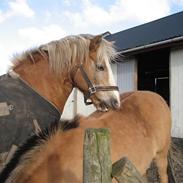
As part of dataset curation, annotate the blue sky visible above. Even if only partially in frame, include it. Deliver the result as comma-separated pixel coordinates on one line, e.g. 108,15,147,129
0,0,183,74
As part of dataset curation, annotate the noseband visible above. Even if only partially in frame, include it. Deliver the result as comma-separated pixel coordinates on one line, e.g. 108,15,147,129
72,65,119,105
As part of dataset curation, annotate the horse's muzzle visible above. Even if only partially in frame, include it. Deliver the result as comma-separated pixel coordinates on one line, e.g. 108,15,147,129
97,97,120,112
110,98,120,109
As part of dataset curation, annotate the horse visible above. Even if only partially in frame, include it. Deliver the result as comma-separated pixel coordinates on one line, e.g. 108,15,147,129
0,91,171,183
0,33,120,151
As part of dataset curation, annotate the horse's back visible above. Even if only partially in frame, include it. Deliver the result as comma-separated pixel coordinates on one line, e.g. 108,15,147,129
120,91,171,151
120,91,171,124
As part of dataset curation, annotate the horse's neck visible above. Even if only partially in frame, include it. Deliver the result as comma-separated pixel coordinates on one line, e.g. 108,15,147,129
14,58,73,112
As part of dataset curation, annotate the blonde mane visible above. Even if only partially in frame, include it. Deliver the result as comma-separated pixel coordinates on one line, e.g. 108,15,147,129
11,34,117,74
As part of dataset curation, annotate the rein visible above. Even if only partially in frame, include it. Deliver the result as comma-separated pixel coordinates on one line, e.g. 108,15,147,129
72,65,119,105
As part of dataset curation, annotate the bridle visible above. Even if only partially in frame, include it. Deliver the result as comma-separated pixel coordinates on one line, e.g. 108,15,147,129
71,65,119,105
40,32,118,105
39,47,118,105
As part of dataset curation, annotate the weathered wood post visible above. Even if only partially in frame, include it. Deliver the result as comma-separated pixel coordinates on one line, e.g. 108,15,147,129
112,157,147,183
83,128,112,183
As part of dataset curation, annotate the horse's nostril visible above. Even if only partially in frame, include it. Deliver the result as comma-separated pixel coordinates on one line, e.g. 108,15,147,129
111,98,120,109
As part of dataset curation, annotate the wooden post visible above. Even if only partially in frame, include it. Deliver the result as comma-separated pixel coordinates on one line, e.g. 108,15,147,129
112,157,147,183
83,128,112,183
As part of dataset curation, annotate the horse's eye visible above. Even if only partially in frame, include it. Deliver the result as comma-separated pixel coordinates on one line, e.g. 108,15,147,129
96,65,104,71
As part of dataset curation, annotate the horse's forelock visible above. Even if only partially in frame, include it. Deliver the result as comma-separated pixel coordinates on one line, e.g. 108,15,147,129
97,39,117,64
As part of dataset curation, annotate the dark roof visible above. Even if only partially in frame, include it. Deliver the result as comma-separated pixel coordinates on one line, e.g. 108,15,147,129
106,11,183,52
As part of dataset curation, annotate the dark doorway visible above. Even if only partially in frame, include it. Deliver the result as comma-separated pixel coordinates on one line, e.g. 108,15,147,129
137,49,170,105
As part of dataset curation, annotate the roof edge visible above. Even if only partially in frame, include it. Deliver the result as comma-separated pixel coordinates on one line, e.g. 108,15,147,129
120,36,183,54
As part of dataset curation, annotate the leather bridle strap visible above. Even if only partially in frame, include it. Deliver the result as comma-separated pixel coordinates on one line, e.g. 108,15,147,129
79,66,119,105
79,65,95,91
84,85,119,105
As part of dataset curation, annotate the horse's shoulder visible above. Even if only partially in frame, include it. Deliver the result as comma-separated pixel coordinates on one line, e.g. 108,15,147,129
120,91,135,101
120,91,167,113
121,91,163,101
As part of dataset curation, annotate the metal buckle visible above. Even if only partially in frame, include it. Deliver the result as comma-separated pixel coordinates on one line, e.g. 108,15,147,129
88,87,96,94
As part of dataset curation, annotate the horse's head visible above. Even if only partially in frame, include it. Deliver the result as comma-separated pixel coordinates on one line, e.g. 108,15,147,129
71,34,120,111
37,34,120,112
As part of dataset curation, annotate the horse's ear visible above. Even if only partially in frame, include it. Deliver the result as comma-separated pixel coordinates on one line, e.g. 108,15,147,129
89,35,102,52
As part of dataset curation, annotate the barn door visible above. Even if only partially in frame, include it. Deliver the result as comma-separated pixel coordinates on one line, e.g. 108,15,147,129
137,49,170,105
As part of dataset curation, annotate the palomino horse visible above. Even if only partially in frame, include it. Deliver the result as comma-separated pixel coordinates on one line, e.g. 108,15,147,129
0,91,171,183
0,34,120,151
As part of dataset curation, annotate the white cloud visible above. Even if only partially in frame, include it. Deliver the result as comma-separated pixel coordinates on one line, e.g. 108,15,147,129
0,10,5,23
9,0,34,17
0,24,66,75
0,0,34,23
64,0,171,33
0,43,15,74
112,0,170,22
63,0,72,6
18,24,66,44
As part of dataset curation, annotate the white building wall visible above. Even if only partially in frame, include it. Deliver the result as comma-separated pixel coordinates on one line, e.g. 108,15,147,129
117,58,137,93
61,89,75,119
111,63,118,83
75,90,96,116
170,47,183,138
